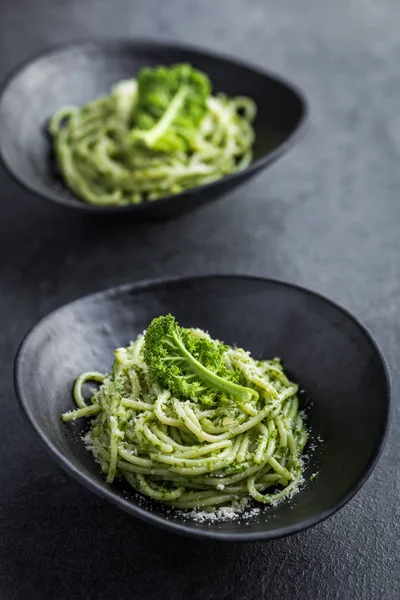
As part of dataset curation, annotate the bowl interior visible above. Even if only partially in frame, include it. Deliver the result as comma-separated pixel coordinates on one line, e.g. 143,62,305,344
14,276,390,539
0,41,306,212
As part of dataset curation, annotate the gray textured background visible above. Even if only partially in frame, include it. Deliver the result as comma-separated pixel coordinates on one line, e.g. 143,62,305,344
1,1,399,598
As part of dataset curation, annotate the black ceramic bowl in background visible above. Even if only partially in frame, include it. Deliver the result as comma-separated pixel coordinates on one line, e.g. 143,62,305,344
14,276,390,541
0,40,307,217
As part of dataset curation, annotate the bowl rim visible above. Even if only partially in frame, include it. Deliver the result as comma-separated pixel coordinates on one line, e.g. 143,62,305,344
0,38,309,214
13,274,392,541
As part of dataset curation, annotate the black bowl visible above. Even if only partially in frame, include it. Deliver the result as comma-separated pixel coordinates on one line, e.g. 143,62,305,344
0,40,307,217
14,276,390,541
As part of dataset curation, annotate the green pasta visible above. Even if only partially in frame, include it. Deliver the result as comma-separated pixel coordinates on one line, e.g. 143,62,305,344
49,63,256,206
62,316,307,510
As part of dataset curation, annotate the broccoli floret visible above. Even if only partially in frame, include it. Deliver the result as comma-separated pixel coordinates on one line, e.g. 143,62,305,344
143,315,258,404
131,63,211,152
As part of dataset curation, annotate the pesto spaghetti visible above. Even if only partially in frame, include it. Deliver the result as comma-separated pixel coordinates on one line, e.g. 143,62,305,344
49,63,256,206
62,315,307,510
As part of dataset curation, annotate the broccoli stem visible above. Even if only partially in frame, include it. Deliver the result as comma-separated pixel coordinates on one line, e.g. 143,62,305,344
171,330,258,402
133,85,188,148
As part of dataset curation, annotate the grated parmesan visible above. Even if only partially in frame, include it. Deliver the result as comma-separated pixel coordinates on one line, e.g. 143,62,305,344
178,498,261,523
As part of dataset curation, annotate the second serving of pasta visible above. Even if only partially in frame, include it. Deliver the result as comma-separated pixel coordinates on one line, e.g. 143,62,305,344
49,63,256,206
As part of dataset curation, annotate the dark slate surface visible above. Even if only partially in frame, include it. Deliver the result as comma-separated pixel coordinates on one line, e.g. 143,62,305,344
0,1,399,598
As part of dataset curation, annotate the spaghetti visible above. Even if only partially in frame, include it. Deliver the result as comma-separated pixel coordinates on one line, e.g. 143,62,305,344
49,68,256,206
62,320,307,510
